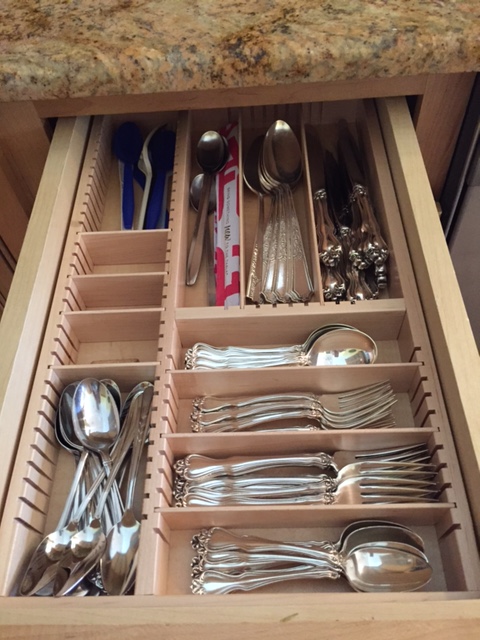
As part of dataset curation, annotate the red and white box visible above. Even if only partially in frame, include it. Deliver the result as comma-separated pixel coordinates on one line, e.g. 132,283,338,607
215,123,240,307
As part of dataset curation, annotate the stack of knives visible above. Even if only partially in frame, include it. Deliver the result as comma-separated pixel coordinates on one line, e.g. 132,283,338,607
306,121,389,302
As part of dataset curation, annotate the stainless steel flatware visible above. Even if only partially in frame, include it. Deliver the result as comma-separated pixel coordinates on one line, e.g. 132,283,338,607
338,120,389,294
190,523,433,594
185,325,377,370
306,127,345,301
191,380,395,432
174,444,439,506
186,131,228,286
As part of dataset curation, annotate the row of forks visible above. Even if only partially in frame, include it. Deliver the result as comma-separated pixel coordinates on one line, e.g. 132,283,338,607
173,444,440,506
191,380,396,432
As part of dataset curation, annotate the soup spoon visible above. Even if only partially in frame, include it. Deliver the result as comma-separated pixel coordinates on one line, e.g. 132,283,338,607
185,325,377,370
190,173,216,306
101,385,154,595
191,546,431,594
260,120,313,302
72,378,120,471
193,522,424,565
191,525,432,594
186,131,228,286
244,135,268,304
193,530,427,577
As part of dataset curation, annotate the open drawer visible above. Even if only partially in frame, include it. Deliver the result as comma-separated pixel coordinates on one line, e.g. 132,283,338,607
0,97,480,637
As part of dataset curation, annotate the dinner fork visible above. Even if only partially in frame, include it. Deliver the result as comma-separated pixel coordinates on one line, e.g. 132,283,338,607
191,380,396,432
174,444,439,506
177,472,439,506
174,443,432,481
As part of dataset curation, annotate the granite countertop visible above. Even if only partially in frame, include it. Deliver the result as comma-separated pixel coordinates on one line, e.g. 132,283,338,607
0,0,479,103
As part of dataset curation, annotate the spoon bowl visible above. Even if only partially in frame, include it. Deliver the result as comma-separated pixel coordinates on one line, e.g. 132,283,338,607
306,327,377,366
185,325,377,370
186,132,228,286
72,378,120,467
262,120,302,188
190,173,216,213
344,544,432,592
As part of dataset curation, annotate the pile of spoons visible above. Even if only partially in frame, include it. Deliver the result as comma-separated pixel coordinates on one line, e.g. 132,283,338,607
17,378,154,598
190,521,433,594
245,120,314,304
185,324,377,370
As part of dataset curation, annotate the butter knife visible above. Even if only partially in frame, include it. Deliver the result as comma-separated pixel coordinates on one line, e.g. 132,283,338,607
338,121,389,288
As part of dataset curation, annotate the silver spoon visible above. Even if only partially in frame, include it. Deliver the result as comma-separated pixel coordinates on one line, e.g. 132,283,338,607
192,522,424,567
192,538,431,594
190,173,216,306
72,378,120,472
186,131,228,286
186,326,377,370
193,526,428,576
261,120,312,302
101,384,154,595
53,387,151,596
101,378,122,414
244,136,268,304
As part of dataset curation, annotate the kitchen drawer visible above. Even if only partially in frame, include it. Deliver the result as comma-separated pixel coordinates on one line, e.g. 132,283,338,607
1,97,480,638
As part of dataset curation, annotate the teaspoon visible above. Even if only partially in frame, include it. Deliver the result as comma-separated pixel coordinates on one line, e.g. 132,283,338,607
186,131,228,286
101,385,154,595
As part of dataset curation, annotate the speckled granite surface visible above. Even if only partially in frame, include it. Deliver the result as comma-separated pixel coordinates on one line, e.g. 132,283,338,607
0,0,478,102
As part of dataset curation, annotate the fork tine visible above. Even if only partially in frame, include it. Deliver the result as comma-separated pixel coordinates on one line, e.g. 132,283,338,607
354,443,430,459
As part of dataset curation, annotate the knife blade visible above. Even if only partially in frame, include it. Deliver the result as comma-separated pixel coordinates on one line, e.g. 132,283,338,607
337,120,366,189
305,125,326,196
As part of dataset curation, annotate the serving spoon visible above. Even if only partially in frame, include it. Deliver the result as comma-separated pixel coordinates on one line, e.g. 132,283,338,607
112,122,144,230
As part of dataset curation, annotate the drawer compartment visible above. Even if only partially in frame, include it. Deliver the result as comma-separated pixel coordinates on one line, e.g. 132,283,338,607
156,521,453,596
0,97,479,623
174,101,405,309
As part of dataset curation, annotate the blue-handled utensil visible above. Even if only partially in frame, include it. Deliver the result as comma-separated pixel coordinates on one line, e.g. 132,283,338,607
112,122,144,230
143,128,176,229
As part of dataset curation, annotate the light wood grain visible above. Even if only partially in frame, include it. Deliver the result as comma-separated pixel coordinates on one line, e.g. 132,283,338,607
33,76,428,118
0,101,50,216
413,73,476,200
377,96,480,541
0,117,90,517
0,594,480,639
1,95,480,637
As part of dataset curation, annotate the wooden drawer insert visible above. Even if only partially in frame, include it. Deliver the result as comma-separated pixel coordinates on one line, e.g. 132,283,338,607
0,98,479,632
